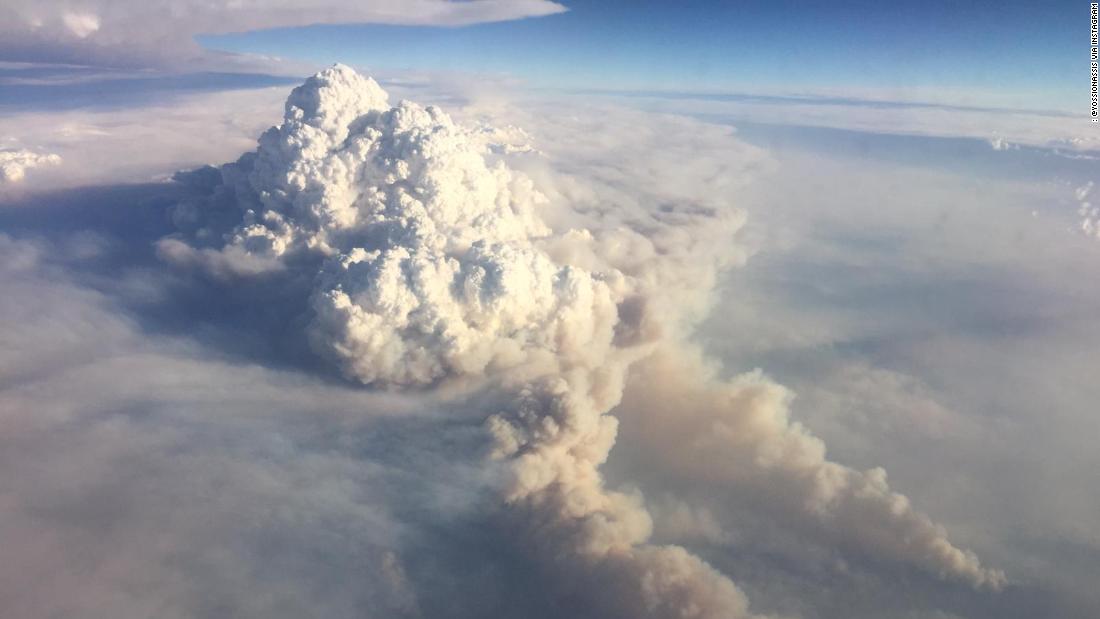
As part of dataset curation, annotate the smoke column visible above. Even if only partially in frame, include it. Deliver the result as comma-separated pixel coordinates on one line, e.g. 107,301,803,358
161,65,1004,617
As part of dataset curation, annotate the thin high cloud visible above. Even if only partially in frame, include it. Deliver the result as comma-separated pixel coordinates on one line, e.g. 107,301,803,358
0,0,566,69
600,90,1099,153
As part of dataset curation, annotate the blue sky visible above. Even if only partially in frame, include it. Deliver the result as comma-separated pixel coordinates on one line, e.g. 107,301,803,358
199,0,1083,111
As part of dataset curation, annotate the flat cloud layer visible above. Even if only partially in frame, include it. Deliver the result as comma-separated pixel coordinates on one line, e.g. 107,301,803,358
0,232,465,619
143,65,1002,616
0,0,566,68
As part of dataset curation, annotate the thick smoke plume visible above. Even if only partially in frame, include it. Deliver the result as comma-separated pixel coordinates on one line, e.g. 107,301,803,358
162,65,1004,616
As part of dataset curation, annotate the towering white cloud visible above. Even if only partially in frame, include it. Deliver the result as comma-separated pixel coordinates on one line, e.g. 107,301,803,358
161,64,1004,616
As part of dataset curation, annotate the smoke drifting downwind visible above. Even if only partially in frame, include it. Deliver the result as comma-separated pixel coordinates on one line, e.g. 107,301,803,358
161,64,1003,617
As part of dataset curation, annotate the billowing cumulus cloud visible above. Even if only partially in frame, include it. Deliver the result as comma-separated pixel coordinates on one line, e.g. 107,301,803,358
0,0,566,68
1075,182,1099,238
159,66,619,386
153,64,1002,616
0,148,60,183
